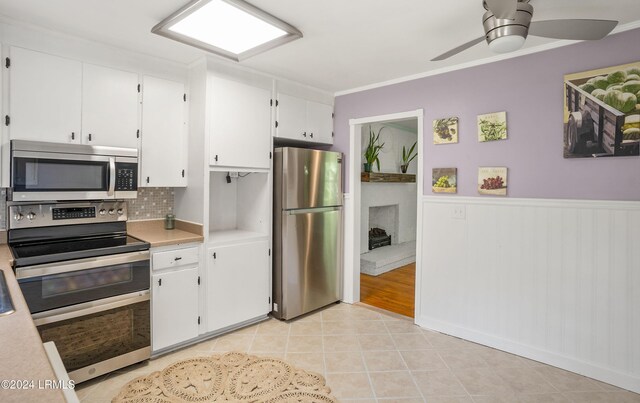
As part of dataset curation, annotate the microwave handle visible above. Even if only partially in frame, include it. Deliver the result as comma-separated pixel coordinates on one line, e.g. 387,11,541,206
108,157,116,196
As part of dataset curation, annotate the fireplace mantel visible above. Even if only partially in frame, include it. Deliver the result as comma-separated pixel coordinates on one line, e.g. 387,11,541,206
361,172,416,183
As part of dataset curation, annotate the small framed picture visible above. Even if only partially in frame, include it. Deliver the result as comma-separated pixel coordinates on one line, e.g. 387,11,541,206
477,111,507,142
433,117,459,144
478,167,507,196
432,168,457,193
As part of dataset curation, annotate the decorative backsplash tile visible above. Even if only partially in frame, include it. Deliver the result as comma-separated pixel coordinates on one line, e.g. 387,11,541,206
126,188,175,221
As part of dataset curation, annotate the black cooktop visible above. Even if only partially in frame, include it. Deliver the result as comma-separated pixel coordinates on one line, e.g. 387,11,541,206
11,235,149,268
9,221,149,268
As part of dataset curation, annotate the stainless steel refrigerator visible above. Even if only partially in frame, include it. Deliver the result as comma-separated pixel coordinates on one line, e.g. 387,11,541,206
273,147,343,320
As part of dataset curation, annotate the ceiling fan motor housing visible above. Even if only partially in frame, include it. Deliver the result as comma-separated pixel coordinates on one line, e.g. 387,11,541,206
483,1,533,45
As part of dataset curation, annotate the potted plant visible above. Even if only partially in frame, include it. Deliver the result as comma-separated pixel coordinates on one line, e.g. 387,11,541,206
364,126,385,172
400,141,417,173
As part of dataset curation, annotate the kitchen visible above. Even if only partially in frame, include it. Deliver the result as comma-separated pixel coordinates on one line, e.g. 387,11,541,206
1,1,640,402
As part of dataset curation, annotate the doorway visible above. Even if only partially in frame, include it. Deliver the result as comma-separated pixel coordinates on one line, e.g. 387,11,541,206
344,110,424,321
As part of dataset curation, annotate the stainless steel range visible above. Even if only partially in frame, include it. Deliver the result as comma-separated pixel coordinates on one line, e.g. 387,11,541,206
8,201,151,383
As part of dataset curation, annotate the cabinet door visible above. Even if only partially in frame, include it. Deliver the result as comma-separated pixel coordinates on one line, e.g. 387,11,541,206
209,77,271,169
275,93,307,141
152,267,199,351
82,63,139,148
8,47,81,143
206,240,270,332
141,76,187,187
306,101,334,144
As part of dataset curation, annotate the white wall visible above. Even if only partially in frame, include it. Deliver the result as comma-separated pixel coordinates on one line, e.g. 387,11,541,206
360,183,417,254
359,123,418,254
418,196,640,393
360,123,417,174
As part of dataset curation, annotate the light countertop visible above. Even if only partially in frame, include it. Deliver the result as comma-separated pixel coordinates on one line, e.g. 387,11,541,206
0,245,66,403
127,219,204,247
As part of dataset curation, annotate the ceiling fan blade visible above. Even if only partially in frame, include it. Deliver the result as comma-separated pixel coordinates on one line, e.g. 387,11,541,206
485,0,517,19
529,19,618,40
431,36,486,61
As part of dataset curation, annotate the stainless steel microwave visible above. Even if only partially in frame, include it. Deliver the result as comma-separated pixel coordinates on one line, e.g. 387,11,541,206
10,140,138,201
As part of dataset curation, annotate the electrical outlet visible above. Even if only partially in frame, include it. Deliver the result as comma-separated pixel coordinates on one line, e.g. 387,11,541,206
229,172,239,178
452,205,466,220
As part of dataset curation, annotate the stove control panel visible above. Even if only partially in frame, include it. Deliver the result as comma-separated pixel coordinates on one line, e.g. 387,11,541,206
8,201,128,229
52,207,96,220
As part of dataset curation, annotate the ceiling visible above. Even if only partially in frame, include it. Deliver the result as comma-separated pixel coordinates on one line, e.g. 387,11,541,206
1,0,639,93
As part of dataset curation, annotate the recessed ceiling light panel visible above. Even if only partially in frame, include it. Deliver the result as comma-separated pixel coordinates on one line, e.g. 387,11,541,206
152,0,302,61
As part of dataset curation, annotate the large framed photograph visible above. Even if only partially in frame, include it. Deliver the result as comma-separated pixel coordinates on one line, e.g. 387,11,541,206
477,112,507,142
564,61,640,158
478,167,507,196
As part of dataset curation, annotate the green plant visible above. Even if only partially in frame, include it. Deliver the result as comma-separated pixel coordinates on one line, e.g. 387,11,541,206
402,141,417,166
364,126,385,171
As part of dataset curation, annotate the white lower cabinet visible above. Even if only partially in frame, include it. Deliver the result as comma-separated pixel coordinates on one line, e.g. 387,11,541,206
151,245,200,352
206,240,270,332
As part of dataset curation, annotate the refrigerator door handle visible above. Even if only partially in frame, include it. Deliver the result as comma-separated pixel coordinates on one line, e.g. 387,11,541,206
285,206,342,215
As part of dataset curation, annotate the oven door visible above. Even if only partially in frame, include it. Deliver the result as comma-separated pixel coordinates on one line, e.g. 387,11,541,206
32,291,150,383
16,251,150,314
11,150,115,201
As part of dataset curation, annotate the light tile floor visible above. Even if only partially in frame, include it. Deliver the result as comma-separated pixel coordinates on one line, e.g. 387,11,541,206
76,303,640,403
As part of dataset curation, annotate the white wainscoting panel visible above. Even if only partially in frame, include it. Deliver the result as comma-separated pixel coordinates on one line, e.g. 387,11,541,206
418,196,640,393
342,193,356,303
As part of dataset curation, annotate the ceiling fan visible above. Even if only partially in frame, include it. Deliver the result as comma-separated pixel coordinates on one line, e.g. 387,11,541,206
431,0,618,61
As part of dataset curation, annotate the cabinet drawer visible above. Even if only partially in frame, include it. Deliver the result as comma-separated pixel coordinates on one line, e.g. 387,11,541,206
152,247,199,271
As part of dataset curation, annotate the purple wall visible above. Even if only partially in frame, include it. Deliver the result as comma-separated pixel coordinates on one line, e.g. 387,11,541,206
333,28,640,201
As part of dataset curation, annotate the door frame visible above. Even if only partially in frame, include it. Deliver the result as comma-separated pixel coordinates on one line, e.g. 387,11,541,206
344,109,424,321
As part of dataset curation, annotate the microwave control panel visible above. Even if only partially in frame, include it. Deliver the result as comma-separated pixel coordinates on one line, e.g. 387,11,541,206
114,163,138,191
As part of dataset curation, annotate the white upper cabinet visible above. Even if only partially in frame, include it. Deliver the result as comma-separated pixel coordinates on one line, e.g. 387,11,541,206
275,92,334,144
209,76,271,170
8,47,82,143
82,63,140,148
275,93,307,141
306,100,334,144
141,76,187,187
7,47,140,148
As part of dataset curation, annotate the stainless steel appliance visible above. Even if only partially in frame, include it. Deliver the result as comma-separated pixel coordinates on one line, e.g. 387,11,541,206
8,201,151,383
10,140,138,201
273,147,343,320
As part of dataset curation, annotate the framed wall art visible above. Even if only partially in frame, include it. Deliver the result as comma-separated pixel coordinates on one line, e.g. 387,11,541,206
564,61,640,158
477,111,507,142
433,117,459,144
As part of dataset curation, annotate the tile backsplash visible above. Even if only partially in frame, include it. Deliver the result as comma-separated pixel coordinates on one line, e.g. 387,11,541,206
127,188,175,220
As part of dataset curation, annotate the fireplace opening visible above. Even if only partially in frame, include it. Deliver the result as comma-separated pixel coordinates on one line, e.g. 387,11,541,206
369,227,391,250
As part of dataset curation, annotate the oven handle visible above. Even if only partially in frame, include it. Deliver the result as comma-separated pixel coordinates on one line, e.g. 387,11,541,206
16,250,150,280
108,157,116,197
32,290,149,326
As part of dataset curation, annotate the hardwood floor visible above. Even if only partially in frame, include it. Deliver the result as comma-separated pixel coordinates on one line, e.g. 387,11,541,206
360,263,415,318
